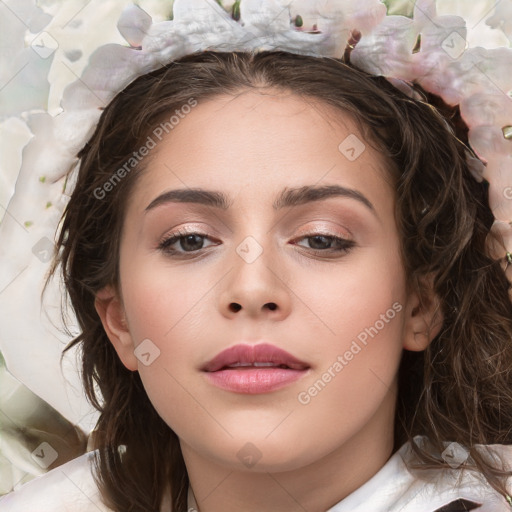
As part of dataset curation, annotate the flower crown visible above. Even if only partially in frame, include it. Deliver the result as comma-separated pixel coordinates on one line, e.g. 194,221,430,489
5,0,512,284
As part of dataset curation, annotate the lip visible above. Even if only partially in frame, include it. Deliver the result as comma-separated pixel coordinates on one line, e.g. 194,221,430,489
202,343,310,372
201,343,310,394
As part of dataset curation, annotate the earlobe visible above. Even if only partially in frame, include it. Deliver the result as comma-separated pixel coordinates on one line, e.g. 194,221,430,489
94,285,138,371
403,274,444,352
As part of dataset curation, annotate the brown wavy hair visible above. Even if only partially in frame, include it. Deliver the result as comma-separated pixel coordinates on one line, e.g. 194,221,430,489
47,50,512,511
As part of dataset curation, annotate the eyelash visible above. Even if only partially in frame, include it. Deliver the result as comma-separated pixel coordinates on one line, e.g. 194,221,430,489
157,229,356,258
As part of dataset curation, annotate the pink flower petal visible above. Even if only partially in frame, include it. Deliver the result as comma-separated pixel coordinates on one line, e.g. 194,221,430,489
117,4,152,48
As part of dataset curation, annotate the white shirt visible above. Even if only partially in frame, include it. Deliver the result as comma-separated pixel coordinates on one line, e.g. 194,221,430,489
1,439,511,511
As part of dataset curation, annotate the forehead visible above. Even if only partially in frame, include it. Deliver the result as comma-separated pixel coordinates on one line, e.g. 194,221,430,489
125,89,394,216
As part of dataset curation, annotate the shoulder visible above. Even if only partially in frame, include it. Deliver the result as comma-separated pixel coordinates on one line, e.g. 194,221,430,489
0,450,113,512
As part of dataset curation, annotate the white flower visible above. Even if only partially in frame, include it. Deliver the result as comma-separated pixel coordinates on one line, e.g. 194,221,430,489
350,16,418,79
486,0,512,44
460,90,512,130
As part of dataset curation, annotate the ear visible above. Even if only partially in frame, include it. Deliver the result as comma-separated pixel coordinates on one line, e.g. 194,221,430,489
402,274,444,352
94,285,138,371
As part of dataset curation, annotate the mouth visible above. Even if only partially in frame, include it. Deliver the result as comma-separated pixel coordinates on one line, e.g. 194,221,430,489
201,343,310,373
207,362,308,371
201,343,310,394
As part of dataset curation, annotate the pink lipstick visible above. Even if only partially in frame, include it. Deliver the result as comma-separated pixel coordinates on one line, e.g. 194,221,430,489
202,343,310,394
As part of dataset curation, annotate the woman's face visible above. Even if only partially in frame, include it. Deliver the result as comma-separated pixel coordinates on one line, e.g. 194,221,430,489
97,89,431,477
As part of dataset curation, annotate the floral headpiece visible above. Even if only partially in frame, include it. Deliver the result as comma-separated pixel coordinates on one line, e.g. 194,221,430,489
0,0,512,441
4,0,512,281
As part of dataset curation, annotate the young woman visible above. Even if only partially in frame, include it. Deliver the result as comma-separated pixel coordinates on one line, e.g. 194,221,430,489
1,2,512,512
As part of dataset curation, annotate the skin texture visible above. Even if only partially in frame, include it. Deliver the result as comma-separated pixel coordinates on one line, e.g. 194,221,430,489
95,89,442,512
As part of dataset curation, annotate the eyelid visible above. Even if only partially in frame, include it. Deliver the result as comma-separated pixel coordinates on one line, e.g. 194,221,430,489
157,221,353,244
293,222,353,240
156,225,213,251
157,223,213,241
155,212,358,247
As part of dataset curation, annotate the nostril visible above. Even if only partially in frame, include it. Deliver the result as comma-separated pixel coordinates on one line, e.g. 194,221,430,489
228,302,277,312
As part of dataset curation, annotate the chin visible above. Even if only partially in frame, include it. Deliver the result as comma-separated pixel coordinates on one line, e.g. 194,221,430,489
204,433,322,472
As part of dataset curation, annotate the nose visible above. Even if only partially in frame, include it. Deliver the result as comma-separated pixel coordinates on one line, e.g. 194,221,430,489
219,238,292,321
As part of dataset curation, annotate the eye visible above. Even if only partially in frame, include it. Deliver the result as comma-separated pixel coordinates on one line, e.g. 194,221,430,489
157,230,355,257
158,229,218,255
293,233,355,255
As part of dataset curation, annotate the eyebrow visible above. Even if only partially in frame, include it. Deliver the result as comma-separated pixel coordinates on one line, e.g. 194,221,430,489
144,184,376,214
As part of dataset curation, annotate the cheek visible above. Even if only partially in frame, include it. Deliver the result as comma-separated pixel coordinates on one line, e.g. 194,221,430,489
292,240,407,352
290,244,407,409
118,262,213,435
118,255,216,389
292,265,406,446
120,257,212,341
